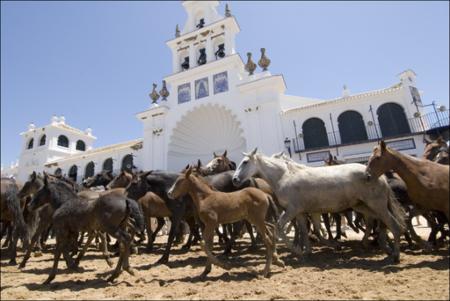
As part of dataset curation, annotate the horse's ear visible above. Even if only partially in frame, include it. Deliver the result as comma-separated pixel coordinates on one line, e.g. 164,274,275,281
223,150,227,157
185,166,192,178
213,152,218,158
250,147,258,156
380,140,387,152
31,171,36,181
183,164,190,172
197,159,202,169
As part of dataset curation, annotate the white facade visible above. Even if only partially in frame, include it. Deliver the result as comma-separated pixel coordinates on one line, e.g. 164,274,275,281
3,1,447,182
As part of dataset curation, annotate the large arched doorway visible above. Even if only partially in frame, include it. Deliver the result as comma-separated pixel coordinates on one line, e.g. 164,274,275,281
302,117,329,149
168,104,247,172
377,102,411,137
338,110,368,144
68,165,78,182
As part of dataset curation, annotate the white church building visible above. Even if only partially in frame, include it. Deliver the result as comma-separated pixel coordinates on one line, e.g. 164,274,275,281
2,1,449,182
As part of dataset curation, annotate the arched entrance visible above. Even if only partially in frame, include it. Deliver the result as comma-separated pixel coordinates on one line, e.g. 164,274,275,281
167,104,247,172
338,110,368,144
68,165,78,182
302,117,329,149
377,102,411,137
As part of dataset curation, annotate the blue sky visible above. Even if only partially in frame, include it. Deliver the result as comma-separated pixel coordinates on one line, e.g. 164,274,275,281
1,1,449,166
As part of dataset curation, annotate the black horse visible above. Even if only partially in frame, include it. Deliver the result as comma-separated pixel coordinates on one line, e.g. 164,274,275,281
1,177,30,265
28,173,144,284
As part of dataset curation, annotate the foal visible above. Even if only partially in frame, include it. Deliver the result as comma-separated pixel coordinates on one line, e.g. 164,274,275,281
168,166,284,278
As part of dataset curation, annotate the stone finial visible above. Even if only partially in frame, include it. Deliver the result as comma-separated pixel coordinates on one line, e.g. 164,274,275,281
28,122,36,131
149,83,160,104
85,127,92,136
258,48,271,71
175,24,180,38
159,80,170,101
245,52,256,76
225,3,231,17
51,115,59,124
59,115,66,124
342,84,351,97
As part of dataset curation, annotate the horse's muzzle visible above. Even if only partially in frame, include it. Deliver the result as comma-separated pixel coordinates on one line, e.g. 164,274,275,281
232,176,241,186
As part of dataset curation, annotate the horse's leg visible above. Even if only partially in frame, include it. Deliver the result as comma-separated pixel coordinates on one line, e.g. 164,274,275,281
145,217,154,251
2,223,12,248
311,213,339,249
322,213,334,240
334,213,344,240
19,223,45,268
276,209,301,255
245,221,258,250
200,221,231,279
345,210,359,234
156,214,181,264
181,216,198,250
252,219,273,278
296,213,311,256
43,237,62,285
8,227,19,265
73,231,95,267
366,201,402,263
99,232,113,267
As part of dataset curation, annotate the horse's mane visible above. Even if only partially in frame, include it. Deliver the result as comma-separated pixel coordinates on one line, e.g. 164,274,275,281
191,173,218,192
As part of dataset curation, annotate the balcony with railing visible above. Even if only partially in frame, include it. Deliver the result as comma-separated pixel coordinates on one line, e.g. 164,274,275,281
291,109,449,153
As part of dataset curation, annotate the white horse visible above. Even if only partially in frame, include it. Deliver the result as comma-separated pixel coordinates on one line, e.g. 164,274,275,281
232,148,406,263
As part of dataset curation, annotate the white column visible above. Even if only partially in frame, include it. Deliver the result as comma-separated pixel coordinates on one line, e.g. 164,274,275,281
225,31,235,55
189,43,197,68
206,36,214,63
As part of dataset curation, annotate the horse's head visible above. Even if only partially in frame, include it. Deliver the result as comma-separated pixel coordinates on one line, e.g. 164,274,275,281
125,171,152,200
168,165,193,199
28,172,52,211
233,147,258,186
422,137,447,161
107,170,132,189
365,141,394,180
204,150,235,175
18,171,44,199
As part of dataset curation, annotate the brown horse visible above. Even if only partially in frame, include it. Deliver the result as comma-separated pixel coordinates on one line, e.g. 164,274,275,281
168,166,284,278
202,150,236,176
366,141,449,221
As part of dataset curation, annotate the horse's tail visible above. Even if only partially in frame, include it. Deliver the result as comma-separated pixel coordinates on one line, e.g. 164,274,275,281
387,187,407,232
267,194,280,224
4,183,30,247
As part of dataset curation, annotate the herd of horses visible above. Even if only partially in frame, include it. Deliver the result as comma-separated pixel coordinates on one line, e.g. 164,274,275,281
1,137,449,285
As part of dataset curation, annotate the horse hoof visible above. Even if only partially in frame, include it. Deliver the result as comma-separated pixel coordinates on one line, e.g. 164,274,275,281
125,268,136,276
43,276,54,285
106,259,114,267
8,260,17,266
19,262,26,269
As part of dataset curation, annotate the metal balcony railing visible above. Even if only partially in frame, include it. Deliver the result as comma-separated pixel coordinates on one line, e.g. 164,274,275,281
291,110,449,153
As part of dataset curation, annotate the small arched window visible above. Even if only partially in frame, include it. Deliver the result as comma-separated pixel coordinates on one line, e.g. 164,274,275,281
39,135,46,146
84,161,95,178
27,138,34,149
338,111,368,144
121,154,134,172
76,140,86,151
377,102,411,137
57,135,69,148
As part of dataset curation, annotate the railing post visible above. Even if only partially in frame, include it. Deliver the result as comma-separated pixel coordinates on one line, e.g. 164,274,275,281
369,105,380,141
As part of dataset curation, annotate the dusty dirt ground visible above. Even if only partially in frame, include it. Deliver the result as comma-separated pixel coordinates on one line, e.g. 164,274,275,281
1,219,449,300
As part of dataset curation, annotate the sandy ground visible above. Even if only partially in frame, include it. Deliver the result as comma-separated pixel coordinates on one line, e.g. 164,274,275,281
1,218,449,300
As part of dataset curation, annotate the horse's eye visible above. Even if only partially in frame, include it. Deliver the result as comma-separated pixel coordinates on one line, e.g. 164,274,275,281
243,161,247,165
